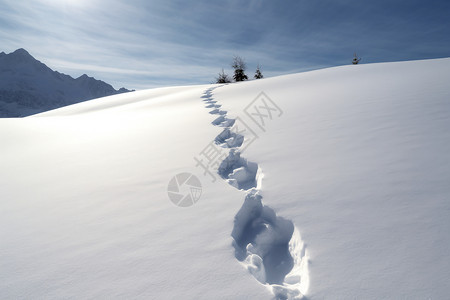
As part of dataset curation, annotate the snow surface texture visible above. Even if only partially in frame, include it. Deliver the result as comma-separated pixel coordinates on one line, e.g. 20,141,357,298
203,86,309,299
0,49,131,117
1,58,450,299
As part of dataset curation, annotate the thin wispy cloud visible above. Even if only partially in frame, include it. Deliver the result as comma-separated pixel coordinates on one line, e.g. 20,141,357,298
1,0,449,89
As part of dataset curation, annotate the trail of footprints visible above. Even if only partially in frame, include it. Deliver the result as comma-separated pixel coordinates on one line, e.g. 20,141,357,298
202,87,309,299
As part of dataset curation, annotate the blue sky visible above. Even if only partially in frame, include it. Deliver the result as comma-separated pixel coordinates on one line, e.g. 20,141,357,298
1,0,449,90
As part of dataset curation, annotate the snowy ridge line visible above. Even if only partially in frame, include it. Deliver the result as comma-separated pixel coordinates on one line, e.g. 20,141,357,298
201,86,309,300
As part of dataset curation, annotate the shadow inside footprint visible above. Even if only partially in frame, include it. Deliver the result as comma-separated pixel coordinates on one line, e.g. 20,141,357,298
218,150,258,189
231,190,295,285
215,128,244,148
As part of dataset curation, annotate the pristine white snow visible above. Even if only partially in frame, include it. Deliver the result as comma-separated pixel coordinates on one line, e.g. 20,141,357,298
1,58,449,299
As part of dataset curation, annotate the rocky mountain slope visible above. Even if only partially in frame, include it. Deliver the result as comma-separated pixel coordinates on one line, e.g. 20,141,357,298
0,49,131,117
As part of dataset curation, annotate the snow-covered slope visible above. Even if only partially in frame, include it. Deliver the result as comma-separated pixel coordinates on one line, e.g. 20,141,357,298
0,49,131,117
1,58,449,299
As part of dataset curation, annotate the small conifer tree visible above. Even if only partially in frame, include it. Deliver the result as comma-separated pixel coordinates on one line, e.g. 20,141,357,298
254,64,263,79
216,68,232,83
232,56,248,82
352,53,361,64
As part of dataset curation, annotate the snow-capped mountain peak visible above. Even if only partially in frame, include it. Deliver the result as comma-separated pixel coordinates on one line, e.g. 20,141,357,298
0,49,132,117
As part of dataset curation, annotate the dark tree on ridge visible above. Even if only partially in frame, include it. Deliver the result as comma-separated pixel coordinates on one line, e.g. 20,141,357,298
254,64,263,79
215,68,232,83
232,56,248,82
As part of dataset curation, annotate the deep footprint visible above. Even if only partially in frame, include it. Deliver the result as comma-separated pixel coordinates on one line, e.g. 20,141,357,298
215,128,244,148
231,190,295,284
230,190,309,300
218,149,260,190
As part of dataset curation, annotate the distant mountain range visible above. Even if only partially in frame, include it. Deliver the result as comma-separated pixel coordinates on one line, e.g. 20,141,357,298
0,49,132,117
